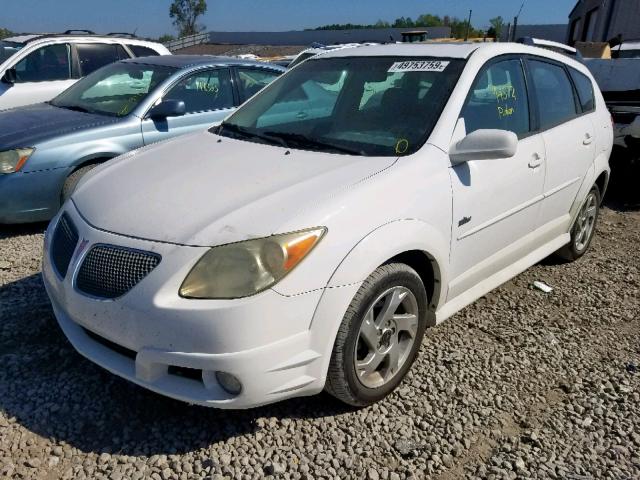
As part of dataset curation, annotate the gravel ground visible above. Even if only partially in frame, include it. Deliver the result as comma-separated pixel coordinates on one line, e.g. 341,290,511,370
0,176,638,480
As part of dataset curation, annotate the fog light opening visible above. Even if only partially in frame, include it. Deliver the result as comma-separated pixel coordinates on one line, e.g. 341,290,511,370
215,371,242,396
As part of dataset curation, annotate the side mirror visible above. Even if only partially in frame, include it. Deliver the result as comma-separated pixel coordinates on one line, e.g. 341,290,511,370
450,129,518,165
1,68,17,85
148,99,186,119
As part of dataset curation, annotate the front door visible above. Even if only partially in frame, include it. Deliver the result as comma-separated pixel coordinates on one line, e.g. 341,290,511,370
0,43,76,110
448,57,546,300
141,68,235,145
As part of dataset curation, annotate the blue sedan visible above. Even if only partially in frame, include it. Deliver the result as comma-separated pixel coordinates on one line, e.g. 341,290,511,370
0,55,284,223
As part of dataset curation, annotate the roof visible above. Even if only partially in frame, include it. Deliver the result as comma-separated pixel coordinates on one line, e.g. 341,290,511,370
315,42,590,72
122,54,286,70
320,43,482,59
4,33,161,46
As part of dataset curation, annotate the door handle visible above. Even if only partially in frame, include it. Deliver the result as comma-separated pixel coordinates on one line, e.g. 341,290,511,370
528,153,543,169
296,111,308,120
583,133,593,145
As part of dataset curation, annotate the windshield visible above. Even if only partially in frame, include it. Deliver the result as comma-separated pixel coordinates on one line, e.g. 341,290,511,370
50,62,176,117
216,56,464,156
0,41,24,64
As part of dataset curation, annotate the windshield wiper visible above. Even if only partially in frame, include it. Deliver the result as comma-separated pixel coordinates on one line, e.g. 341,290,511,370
217,123,288,148
262,131,363,156
50,103,93,114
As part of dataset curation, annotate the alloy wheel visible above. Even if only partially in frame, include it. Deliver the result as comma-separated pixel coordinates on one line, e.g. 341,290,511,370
354,286,420,389
574,191,598,252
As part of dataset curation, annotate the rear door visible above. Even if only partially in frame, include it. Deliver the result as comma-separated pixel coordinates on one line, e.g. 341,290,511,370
448,56,547,300
525,58,596,226
141,67,236,145
0,43,75,109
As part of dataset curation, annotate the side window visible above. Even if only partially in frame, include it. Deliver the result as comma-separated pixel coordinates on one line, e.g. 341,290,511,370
128,45,160,57
236,68,281,100
569,68,595,113
13,44,71,82
76,44,123,76
166,68,234,113
461,59,530,137
528,60,578,129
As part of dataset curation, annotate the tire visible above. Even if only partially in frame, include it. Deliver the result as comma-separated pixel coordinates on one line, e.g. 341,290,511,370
325,263,428,407
556,186,601,262
61,164,99,203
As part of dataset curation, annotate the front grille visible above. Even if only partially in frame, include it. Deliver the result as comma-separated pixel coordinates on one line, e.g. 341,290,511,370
75,245,160,299
51,213,79,278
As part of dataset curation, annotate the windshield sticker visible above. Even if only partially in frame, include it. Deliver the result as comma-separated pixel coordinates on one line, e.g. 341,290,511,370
395,138,410,155
388,60,450,73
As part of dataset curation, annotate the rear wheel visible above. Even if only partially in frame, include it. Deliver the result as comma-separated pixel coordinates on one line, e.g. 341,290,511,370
325,263,428,406
556,186,600,262
61,164,99,203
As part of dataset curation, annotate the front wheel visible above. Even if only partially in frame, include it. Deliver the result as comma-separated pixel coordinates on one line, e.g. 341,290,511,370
325,263,428,406
556,186,601,262
61,164,99,204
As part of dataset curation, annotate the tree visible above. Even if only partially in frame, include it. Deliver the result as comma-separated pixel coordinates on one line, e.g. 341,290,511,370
416,14,442,27
489,16,505,41
169,0,207,37
0,28,13,40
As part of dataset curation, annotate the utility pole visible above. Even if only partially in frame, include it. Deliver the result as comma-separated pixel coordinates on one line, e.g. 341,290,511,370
512,1,525,41
464,9,472,41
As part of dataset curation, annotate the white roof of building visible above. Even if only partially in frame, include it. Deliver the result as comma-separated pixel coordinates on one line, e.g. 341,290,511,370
4,35,40,43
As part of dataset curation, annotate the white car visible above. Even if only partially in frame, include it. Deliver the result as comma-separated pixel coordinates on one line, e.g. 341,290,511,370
0,31,170,110
43,43,612,409
288,43,377,68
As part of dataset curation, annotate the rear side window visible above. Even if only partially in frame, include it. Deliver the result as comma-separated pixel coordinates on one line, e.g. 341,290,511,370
236,68,281,101
569,68,595,113
77,43,127,76
461,59,530,137
128,45,160,57
528,60,578,129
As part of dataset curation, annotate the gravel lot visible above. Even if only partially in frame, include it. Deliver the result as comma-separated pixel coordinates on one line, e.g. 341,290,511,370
0,172,638,480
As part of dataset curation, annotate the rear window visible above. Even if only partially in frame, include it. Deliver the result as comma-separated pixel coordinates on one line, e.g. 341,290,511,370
128,45,160,57
569,68,595,113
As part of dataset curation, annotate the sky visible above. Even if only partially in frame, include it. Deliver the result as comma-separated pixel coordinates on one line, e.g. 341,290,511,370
1,0,578,39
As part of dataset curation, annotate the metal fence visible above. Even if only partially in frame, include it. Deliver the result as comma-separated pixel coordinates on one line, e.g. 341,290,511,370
164,32,210,51
165,27,453,51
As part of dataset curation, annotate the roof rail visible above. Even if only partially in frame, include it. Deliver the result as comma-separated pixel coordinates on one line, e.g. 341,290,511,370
63,29,96,35
107,32,138,38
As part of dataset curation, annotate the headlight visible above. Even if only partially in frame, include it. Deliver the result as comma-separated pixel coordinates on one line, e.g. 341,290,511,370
180,227,326,299
0,148,35,174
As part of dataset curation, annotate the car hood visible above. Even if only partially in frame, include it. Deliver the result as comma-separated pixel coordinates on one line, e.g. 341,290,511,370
0,103,119,149
73,130,397,246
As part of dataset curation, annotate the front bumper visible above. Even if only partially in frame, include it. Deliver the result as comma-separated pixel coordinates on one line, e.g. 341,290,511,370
42,205,354,409
0,167,70,224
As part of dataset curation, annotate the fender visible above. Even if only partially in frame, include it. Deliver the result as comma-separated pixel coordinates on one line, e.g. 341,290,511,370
325,218,450,317
308,219,450,386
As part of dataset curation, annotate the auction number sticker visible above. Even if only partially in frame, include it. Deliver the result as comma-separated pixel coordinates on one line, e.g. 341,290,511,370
388,60,450,73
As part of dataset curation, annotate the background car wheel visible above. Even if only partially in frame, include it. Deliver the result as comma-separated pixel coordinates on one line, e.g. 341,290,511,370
61,164,99,203
325,263,428,407
556,186,601,262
